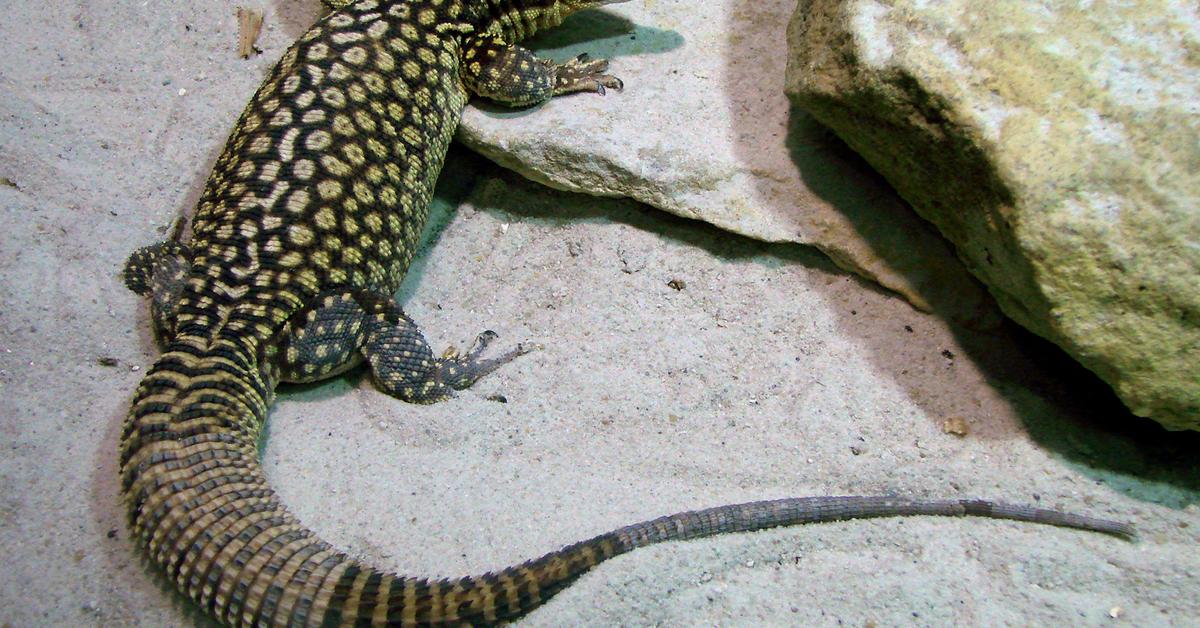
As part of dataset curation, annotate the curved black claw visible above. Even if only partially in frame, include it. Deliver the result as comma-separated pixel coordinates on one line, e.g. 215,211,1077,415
438,332,538,391
464,330,500,360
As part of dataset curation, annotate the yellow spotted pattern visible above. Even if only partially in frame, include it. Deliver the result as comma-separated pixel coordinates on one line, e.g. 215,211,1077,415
120,1,639,626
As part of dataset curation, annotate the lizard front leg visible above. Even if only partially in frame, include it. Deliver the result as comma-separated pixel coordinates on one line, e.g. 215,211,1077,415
461,35,623,107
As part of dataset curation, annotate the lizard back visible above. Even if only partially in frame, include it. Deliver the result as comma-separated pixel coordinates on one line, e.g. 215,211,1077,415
179,2,470,348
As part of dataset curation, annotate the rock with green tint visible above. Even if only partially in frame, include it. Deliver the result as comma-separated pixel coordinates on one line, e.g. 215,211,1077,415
786,0,1200,429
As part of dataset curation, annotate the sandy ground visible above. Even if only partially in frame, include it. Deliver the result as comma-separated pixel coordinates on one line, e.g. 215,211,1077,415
2,1,1199,626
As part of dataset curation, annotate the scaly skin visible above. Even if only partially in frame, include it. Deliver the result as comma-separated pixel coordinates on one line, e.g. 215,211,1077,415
121,1,1133,625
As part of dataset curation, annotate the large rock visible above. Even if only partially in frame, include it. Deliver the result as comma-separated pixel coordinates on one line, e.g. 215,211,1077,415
458,0,995,322
785,0,1200,429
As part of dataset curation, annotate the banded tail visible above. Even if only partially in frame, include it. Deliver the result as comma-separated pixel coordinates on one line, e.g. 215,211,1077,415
121,342,1131,627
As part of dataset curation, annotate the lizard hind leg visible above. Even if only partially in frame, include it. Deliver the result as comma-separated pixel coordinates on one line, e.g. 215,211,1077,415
123,225,192,340
275,291,374,384
366,318,535,405
275,290,533,403
434,330,535,392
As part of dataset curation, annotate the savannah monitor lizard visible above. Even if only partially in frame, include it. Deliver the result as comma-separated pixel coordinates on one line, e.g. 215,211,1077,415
120,0,1134,625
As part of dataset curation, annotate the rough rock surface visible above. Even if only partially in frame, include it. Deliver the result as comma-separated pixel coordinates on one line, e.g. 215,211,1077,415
458,0,995,322
785,0,1200,430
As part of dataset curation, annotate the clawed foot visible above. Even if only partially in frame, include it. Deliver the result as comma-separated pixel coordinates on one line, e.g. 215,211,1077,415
438,331,538,391
552,53,624,96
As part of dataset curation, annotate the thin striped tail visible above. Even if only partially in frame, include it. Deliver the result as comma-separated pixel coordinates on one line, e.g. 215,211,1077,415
314,495,1133,625
603,496,1136,546
121,340,1132,626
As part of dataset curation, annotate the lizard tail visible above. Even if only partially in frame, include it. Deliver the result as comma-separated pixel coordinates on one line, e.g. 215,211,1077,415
121,339,1132,627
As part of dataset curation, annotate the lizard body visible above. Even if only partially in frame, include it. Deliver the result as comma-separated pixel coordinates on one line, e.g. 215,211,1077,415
121,1,1133,625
